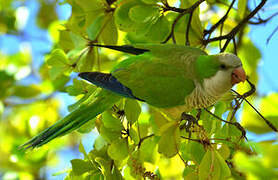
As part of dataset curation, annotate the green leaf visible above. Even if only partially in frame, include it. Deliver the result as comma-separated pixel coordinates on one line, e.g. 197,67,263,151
158,121,180,157
0,101,4,115
124,99,141,125
47,49,70,67
75,0,105,13
94,136,108,151
183,166,197,179
79,141,89,159
180,141,191,161
144,16,171,42
139,135,158,163
95,157,113,179
58,30,75,51
99,124,121,143
217,144,230,160
242,93,278,133
199,149,231,180
46,49,72,80
141,0,158,4
128,5,160,23
69,32,88,49
233,150,277,179
114,0,141,32
86,13,106,41
52,74,70,90
199,150,220,180
200,109,214,134
85,173,105,180
129,127,140,144
215,150,231,179
190,141,206,165
0,71,15,99
238,0,247,19
123,166,137,180
66,79,89,96
102,111,123,131
184,172,199,180
100,15,118,45
67,0,105,34
71,159,95,175
77,47,96,72
12,85,41,98
107,138,128,161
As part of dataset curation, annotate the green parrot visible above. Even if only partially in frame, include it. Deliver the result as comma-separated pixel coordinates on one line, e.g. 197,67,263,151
21,44,246,149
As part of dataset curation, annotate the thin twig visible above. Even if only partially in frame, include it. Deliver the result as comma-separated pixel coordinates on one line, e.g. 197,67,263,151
203,0,267,52
180,136,202,143
204,108,247,140
231,79,278,132
185,12,193,46
220,0,267,52
204,0,236,37
232,37,237,55
249,12,278,25
177,152,187,166
267,26,278,44
138,134,155,148
163,13,184,44
162,0,205,43
163,0,205,14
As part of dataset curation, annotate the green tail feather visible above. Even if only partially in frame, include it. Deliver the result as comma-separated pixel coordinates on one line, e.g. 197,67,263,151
20,90,121,149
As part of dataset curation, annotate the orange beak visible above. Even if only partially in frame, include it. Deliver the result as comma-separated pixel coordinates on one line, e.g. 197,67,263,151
231,67,246,85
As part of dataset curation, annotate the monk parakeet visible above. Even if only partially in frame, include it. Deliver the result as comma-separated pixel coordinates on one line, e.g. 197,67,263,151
21,44,246,149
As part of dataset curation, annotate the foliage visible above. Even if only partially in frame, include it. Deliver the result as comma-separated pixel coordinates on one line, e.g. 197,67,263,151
0,0,277,179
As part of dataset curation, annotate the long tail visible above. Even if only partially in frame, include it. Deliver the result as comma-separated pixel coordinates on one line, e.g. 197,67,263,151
20,89,120,149
88,44,149,55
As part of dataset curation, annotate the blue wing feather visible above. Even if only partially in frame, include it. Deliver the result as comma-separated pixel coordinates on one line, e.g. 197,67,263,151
78,72,144,101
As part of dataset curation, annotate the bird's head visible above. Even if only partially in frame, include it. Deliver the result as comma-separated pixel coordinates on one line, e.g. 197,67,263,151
196,53,246,97
216,53,246,86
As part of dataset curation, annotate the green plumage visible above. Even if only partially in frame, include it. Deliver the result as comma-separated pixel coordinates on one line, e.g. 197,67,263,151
21,44,242,149
20,89,120,149
112,44,204,107
195,55,220,81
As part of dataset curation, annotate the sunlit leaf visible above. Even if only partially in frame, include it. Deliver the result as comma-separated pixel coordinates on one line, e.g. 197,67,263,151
190,141,206,165
128,5,160,23
71,159,95,175
238,0,247,19
199,150,221,180
144,16,171,42
242,93,278,133
107,138,128,161
217,144,230,160
87,13,106,41
139,135,159,163
102,111,123,131
12,85,41,99
100,15,118,45
124,99,141,125
158,121,180,157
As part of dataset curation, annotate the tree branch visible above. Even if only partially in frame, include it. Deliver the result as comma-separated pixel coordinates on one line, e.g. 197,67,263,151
185,12,193,46
204,0,236,37
203,0,267,52
231,79,278,132
162,0,205,43
163,0,205,13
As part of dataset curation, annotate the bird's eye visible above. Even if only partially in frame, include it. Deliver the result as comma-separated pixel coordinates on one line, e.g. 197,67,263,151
220,64,226,69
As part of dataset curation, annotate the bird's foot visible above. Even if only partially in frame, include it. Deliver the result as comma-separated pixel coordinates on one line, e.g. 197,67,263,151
180,112,199,132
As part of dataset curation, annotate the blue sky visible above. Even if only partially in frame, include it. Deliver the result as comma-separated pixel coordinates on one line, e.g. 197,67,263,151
0,0,277,179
